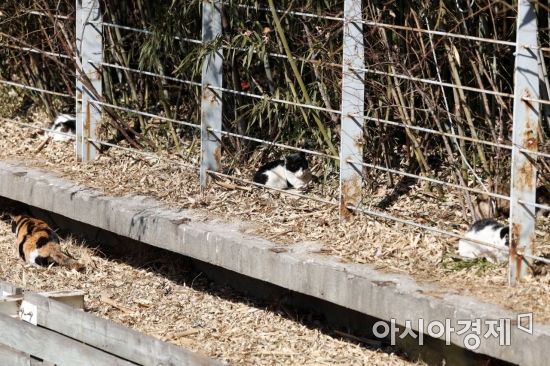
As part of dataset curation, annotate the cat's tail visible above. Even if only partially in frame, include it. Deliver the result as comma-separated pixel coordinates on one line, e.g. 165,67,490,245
50,251,85,272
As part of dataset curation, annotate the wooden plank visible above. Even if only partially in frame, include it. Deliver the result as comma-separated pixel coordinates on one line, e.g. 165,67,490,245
40,290,85,309
0,344,50,365
0,296,20,317
0,280,83,307
0,313,135,366
0,280,22,296
0,290,84,317
0,343,33,366
25,293,221,366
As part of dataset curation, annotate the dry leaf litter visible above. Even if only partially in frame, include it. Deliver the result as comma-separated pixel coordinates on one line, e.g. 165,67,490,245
0,219,420,365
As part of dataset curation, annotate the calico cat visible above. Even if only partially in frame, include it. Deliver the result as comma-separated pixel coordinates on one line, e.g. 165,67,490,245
458,218,509,264
253,152,312,189
11,215,84,271
47,114,76,142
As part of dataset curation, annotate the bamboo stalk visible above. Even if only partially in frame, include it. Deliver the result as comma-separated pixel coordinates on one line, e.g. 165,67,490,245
267,0,337,157
445,42,490,173
378,27,429,176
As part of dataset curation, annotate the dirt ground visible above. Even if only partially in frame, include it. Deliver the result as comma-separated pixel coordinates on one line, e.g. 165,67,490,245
0,218,423,365
0,114,549,328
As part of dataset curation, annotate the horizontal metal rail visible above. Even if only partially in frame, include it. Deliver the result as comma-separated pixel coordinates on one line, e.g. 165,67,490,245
224,45,343,73
91,61,201,87
347,160,510,201
360,19,517,47
356,113,513,150
522,96,550,107
3,44,74,60
355,66,514,98
206,170,339,206
207,84,513,150
517,199,550,212
85,137,199,171
206,84,342,114
224,2,344,22
0,79,72,98
518,148,550,160
207,128,339,160
347,204,509,253
88,100,200,130
229,44,513,107
522,253,550,265
25,11,70,20
94,22,202,45
222,3,550,51
227,45,507,100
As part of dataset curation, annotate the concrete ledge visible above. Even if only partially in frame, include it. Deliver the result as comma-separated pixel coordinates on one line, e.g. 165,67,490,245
0,160,547,365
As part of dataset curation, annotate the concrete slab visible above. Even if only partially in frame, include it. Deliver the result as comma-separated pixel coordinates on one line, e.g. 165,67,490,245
0,160,547,365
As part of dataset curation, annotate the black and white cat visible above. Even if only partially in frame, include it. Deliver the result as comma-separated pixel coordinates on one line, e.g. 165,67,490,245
253,152,312,189
47,114,76,142
458,218,509,264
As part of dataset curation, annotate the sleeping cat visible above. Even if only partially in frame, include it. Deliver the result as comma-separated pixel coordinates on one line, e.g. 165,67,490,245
253,152,312,189
11,215,84,271
458,218,509,264
47,114,76,142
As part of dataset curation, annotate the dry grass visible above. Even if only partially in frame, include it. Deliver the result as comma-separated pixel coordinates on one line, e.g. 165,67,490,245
0,115,549,330
0,219,420,365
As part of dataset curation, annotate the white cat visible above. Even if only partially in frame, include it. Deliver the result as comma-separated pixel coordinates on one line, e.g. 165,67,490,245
253,152,312,189
47,114,76,142
458,219,509,264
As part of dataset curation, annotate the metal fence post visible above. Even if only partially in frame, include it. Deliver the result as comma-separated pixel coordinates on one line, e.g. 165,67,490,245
200,0,223,189
509,0,540,285
339,0,365,218
75,0,102,162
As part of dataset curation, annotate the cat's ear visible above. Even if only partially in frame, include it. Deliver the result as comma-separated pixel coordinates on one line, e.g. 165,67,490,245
287,152,303,163
500,226,510,239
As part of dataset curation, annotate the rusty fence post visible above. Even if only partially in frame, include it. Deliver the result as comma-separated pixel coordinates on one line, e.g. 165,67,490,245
75,0,102,162
509,0,540,285
339,0,365,218
200,0,223,189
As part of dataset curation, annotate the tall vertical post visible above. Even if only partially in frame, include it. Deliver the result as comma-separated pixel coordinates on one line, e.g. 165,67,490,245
339,0,365,218
509,0,539,285
75,0,102,162
200,0,223,189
